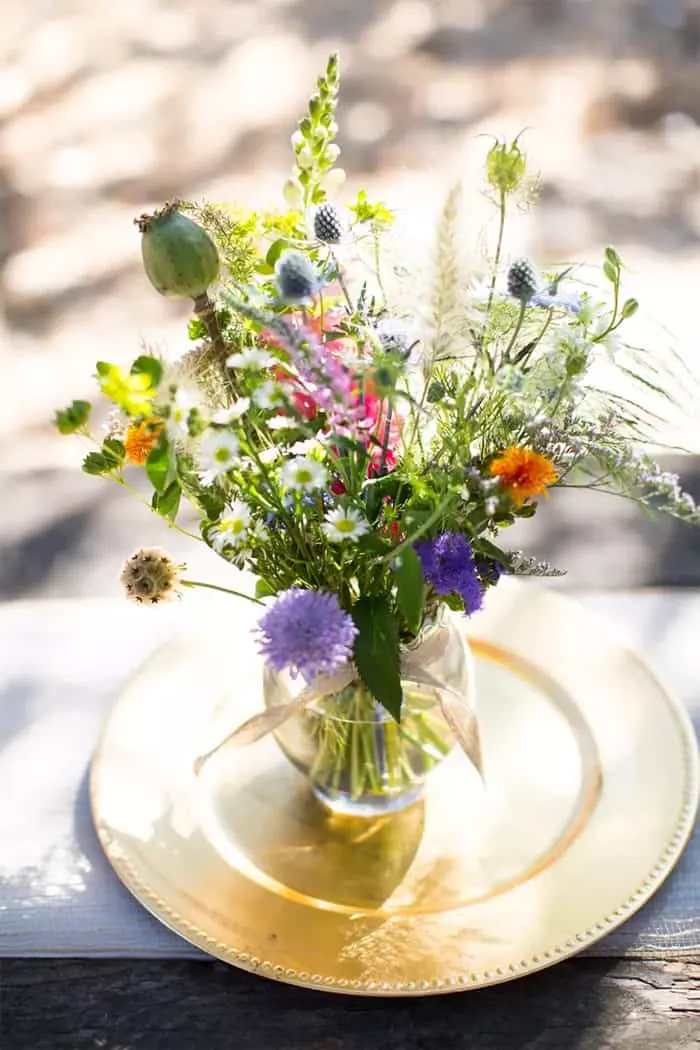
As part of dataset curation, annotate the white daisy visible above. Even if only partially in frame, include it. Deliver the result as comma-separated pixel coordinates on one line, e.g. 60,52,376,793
198,429,241,485
267,414,295,431
209,500,253,553
259,446,282,465
212,398,251,424
280,456,328,492
253,380,286,411
322,506,369,542
289,437,324,456
226,347,276,370
167,388,194,439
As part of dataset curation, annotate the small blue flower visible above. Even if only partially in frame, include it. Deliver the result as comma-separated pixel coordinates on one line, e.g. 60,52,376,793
530,290,582,314
475,557,503,585
414,532,484,615
274,250,324,304
256,588,357,679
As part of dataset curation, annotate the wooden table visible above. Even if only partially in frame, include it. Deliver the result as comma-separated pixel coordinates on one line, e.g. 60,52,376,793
4,956,699,1049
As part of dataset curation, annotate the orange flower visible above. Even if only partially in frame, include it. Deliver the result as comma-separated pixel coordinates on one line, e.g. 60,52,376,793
124,417,163,465
489,446,558,506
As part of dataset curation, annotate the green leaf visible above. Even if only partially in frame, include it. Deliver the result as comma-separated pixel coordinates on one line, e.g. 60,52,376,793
146,441,170,494
266,239,291,267
351,597,402,721
474,537,509,565
364,483,384,523
393,545,424,635
82,452,110,476
102,438,125,465
54,400,91,435
154,480,181,521
97,362,156,415
193,486,227,521
188,317,207,341
356,532,392,555
131,355,163,388
255,579,277,599
516,503,537,518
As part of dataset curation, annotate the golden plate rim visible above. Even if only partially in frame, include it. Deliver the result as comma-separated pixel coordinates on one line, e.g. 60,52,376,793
90,585,700,995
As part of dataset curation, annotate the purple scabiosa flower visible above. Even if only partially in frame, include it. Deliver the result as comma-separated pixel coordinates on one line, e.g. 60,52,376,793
256,588,358,680
414,532,484,615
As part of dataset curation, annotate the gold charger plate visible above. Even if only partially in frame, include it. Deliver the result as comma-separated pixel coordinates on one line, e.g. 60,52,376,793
90,581,699,995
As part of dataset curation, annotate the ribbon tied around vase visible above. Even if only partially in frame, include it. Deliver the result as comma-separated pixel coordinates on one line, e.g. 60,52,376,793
193,618,482,778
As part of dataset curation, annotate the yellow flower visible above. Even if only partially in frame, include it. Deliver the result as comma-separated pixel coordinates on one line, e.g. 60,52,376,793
489,447,558,506
124,418,163,465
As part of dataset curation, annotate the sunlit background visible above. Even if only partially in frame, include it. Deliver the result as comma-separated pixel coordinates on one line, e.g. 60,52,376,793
3,0,700,597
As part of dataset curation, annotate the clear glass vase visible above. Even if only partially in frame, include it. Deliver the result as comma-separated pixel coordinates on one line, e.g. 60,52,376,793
264,605,476,817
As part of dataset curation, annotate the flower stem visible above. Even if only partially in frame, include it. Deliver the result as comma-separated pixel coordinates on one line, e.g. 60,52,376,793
180,579,264,605
502,301,527,363
485,189,506,322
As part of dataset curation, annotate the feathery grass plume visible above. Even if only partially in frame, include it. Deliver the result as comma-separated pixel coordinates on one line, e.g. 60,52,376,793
424,184,466,372
180,201,259,286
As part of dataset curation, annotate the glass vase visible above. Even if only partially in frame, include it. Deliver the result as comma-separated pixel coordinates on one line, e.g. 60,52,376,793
264,605,476,817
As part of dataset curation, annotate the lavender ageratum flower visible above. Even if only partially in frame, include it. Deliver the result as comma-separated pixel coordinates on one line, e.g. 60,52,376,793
274,250,323,304
414,533,485,615
256,589,358,679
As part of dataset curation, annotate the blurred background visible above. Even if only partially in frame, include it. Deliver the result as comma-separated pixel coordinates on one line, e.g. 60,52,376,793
2,0,700,599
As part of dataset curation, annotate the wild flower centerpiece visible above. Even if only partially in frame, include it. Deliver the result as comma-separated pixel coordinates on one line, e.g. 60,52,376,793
57,54,699,815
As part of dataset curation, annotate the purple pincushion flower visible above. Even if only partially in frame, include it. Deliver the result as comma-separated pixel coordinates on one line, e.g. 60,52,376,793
256,588,357,680
414,532,485,615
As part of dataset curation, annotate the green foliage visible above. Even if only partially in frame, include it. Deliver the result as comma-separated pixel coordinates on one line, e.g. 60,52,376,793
393,545,424,634
102,438,125,466
347,189,394,231
131,355,163,388
351,596,402,721
152,480,181,521
96,362,156,416
82,452,111,476
146,441,170,493
55,400,91,435
255,578,277,599
181,201,260,285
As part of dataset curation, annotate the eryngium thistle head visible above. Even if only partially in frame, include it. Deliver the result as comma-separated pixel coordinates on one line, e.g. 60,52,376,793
313,203,343,244
507,258,538,303
120,547,182,604
274,250,322,304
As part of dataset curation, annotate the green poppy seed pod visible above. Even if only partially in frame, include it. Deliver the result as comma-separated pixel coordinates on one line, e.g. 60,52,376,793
136,204,219,299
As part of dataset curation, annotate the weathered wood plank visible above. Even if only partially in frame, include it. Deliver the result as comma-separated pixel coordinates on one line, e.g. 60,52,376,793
2,958,699,1050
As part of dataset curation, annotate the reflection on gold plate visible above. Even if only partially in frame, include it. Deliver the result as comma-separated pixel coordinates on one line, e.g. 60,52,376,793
90,581,698,994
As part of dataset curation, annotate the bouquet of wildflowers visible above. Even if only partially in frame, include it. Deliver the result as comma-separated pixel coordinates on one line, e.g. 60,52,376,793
56,53,699,740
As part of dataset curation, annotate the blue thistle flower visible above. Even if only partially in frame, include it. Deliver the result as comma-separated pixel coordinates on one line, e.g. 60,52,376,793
475,556,503,586
256,589,358,679
530,290,581,314
414,532,485,615
274,250,323,304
